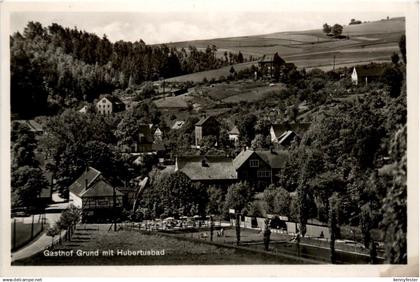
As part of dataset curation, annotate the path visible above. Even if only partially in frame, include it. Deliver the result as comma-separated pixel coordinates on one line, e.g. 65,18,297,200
11,198,69,262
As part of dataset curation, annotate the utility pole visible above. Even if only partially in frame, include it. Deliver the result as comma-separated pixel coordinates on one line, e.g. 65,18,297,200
333,55,336,71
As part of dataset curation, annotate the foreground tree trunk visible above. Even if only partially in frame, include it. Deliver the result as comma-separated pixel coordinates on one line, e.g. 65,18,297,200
235,214,241,246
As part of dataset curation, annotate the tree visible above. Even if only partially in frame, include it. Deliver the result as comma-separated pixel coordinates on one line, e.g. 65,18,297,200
263,185,291,216
46,224,60,246
59,205,81,241
391,52,400,65
11,122,39,168
11,166,48,209
360,204,374,248
332,24,343,37
399,35,406,64
223,182,252,215
206,186,225,216
250,134,269,150
297,184,308,237
380,125,407,263
323,23,332,34
141,171,207,218
237,114,257,145
210,215,215,241
263,218,271,251
235,213,241,245
229,66,237,79
382,66,403,98
329,193,340,264
237,51,244,63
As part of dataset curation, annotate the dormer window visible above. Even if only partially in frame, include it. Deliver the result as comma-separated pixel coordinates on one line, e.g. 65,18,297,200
250,159,259,167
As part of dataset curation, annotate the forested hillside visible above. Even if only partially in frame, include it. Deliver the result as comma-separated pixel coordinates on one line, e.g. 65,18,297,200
11,22,242,118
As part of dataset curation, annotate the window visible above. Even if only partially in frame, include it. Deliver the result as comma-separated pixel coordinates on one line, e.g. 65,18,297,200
257,170,271,178
249,159,259,167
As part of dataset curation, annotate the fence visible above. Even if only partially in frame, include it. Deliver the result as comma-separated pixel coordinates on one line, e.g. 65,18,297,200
11,214,46,251
234,216,330,238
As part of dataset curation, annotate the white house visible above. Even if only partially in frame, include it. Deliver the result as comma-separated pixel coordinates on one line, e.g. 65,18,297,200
351,67,359,85
228,126,240,144
69,167,123,222
96,96,125,115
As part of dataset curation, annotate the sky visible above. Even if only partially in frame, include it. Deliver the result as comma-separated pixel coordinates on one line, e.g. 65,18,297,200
9,1,408,44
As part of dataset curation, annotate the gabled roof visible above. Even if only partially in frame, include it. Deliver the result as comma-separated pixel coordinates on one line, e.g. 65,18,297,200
256,150,289,169
271,122,311,139
15,120,43,133
278,130,298,145
101,95,124,105
80,179,123,198
195,115,219,126
259,54,275,63
228,126,240,135
69,167,101,197
233,149,289,170
233,150,255,170
79,106,88,113
353,64,386,78
176,156,237,181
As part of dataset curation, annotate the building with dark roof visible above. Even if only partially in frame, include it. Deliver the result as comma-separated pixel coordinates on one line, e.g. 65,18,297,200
195,116,220,147
174,148,289,189
96,95,126,115
233,149,289,190
69,167,124,222
351,64,386,86
175,155,237,186
270,122,311,147
258,54,275,77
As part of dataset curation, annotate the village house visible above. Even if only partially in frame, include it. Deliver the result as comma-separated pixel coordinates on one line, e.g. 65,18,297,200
351,64,386,86
195,115,220,147
175,155,237,186
258,54,275,77
153,127,163,143
270,122,311,148
69,167,124,222
120,124,154,153
96,95,126,115
228,126,240,145
174,148,288,189
233,149,289,190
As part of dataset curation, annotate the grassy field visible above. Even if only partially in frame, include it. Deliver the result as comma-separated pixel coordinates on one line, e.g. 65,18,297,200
164,61,256,83
163,17,404,82
13,224,310,265
155,80,284,113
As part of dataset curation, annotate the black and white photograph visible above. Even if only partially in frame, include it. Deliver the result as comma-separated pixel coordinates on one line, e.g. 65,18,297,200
0,0,418,277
